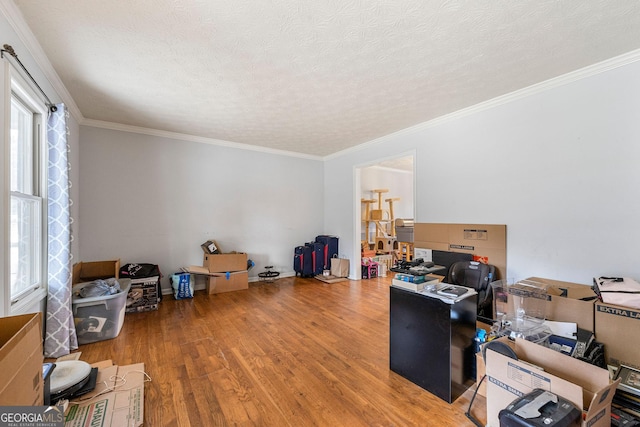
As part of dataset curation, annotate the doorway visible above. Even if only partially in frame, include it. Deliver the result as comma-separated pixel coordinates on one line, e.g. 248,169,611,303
354,153,416,279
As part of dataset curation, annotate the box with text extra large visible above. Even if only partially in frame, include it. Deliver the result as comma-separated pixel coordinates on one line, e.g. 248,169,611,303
0,313,43,406
485,337,617,427
414,223,506,279
595,301,640,369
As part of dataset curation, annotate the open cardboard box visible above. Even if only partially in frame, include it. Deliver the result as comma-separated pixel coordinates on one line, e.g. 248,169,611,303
207,271,249,294
485,337,618,427
525,277,597,332
72,259,120,285
64,360,145,427
184,265,249,294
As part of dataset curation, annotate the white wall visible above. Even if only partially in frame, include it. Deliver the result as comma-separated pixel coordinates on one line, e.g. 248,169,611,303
361,166,414,220
325,59,640,285
78,127,324,292
360,165,414,243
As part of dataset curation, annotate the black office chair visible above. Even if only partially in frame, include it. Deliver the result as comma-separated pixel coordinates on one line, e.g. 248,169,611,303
447,261,495,319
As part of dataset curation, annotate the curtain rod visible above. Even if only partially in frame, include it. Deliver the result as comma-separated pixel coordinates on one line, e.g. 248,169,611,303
1,44,57,112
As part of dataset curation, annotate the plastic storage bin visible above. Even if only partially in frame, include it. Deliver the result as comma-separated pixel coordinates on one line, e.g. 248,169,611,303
491,278,552,344
72,279,130,345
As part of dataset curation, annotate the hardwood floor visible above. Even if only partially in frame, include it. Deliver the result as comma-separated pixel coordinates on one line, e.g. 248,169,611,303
73,275,486,426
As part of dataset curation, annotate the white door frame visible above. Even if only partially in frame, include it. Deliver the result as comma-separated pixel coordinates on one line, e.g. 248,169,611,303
353,151,417,279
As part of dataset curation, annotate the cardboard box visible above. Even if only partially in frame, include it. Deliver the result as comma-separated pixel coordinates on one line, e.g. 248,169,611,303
201,239,220,254
595,301,640,369
414,223,506,279
126,276,160,313
203,252,247,273
396,226,414,243
64,361,145,427
475,351,487,397
485,337,618,427
73,259,120,284
207,270,249,294
525,277,597,332
0,313,43,406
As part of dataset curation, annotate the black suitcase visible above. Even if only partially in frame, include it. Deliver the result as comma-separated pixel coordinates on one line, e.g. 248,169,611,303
306,241,324,276
315,235,338,270
294,245,314,277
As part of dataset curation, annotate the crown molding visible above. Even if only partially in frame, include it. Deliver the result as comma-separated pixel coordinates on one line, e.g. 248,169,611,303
323,48,640,161
82,119,324,160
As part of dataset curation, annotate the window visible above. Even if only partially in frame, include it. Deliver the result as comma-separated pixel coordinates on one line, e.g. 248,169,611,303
8,77,46,307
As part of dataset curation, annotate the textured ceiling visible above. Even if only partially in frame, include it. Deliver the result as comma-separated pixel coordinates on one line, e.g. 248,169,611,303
10,0,640,157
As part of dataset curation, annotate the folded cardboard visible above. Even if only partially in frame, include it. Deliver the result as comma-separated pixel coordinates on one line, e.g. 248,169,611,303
64,360,144,427
0,313,43,406
525,277,597,332
203,252,247,273
73,259,120,285
475,352,487,397
184,265,213,276
414,223,506,279
314,275,348,284
485,337,618,427
207,271,249,294
595,301,640,369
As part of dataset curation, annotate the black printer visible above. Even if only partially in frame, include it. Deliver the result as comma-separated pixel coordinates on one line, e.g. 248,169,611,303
498,388,581,427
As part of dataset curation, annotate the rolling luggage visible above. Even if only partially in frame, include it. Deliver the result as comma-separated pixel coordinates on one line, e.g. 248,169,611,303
294,245,314,277
315,235,338,270
306,241,324,276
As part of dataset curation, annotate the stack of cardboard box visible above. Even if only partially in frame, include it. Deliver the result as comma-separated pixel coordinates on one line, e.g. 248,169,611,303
182,240,249,294
185,240,249,294
203,251,249,294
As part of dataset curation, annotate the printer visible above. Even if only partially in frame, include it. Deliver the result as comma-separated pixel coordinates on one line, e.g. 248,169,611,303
498,388,581,427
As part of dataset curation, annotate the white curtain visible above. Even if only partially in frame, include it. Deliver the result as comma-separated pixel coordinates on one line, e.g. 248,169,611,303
44,103,78,357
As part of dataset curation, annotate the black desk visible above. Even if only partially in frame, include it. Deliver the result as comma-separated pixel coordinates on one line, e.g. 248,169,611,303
389,285,477,403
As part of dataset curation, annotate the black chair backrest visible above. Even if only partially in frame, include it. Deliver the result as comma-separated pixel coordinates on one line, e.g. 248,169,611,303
448,261,494,291
432,250,473,278
448,261,496,319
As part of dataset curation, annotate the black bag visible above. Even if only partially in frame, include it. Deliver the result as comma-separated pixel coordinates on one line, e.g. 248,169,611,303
120,263,161,279
119,263,163,303
315,235,338,270
294,246,314,277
